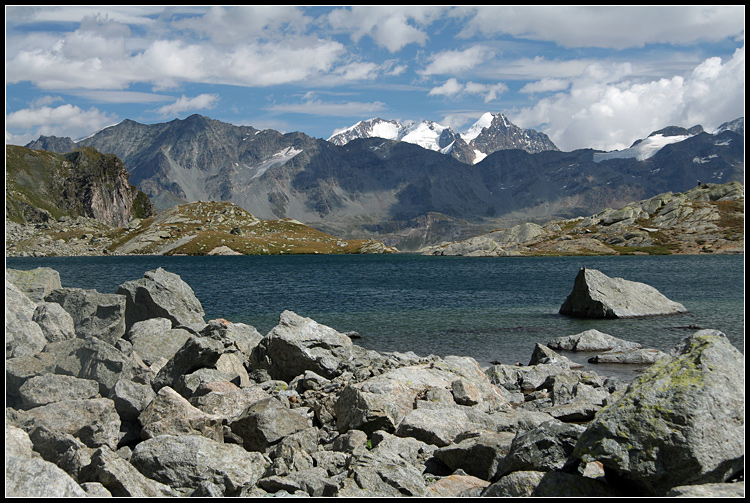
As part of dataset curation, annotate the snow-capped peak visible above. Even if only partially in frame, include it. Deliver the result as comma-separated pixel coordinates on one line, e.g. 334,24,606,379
327,118,403,145
328,118,454,153
462,112,495,143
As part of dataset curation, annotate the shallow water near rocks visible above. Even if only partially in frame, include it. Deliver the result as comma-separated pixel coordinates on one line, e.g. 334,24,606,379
7,253,744,382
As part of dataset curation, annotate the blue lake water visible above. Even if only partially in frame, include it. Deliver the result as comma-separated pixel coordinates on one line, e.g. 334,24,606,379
6,253,744,381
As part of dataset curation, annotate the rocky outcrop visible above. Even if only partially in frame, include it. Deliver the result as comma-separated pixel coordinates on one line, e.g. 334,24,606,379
559,267,688,318
423,181,744,256
572,330,745,496
6,199,398,257
5,268,744,497
6,145,154,227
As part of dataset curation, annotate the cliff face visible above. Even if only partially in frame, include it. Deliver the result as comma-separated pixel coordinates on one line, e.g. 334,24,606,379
6,145,154,227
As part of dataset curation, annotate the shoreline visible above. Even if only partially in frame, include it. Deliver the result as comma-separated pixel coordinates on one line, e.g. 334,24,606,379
5,265,744,497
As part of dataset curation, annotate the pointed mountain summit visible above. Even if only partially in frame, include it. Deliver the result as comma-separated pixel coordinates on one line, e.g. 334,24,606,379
714,117,744,136
463,112,559,162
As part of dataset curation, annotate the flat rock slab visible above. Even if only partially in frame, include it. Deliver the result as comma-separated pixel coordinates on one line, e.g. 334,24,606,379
559,267,687,318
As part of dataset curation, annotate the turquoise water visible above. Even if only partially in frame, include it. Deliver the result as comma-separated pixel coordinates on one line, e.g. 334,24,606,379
6,254,744,381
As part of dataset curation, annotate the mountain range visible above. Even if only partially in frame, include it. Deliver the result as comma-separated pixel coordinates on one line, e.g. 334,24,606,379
23,114,744,250
327,112,559,164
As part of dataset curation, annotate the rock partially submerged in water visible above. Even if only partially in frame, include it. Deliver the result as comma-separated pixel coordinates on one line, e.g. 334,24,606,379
547,329,642,352
559,267,688,318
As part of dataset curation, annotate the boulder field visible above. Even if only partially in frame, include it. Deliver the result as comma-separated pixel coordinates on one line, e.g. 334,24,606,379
5,267,744,497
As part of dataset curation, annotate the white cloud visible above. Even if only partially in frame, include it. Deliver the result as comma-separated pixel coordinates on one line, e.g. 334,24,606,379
65,90,174,104
7,35,348,90
172,6,312,44
428,78,464,97
520,78,571,94
5,6,168,27
459,6,746,49
511,46,745,151
5,104,118,145
418,45,494,76
326,6,447,52
157,94,220,116
264,98,387,117
429,78,508,102
465,82,509,103
477,56,599,81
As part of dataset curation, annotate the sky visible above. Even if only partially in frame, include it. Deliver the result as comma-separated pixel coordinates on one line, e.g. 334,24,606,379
5,5,746,152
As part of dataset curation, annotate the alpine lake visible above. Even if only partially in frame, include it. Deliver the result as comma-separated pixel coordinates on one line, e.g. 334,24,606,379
6,253,744,382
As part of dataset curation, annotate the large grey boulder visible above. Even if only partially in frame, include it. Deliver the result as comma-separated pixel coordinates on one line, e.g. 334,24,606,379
126,319,190,369
200,319,264,361
6,279,47,358
116,267,206,331
588,347,668,364
494,420,586,479
229,397,310,452
528,343,582,368
482,470,546,497
559,267,687,318
152,334,227,392
426,474,490,497
547,329,642,352
395,407,496,447
27,426,95,481
258,467,339,497
130,434,267,496
345,432,433,497
572,330,745,496
6,267,62,302
5,455,88,497
32,301,77,342
18,373,100,409
485,362,573,393
5,352,57,407
138,386,223,441
433,430,516,480
80,446,179,497
109,376,157,421
45,336,151,396
9,397,122,450
45,287,127,345
334,357,508,434
252,310,356,382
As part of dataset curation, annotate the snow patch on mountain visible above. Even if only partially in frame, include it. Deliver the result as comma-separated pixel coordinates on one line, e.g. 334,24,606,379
593,134,691,162
400,121,448,151
234,146,303,184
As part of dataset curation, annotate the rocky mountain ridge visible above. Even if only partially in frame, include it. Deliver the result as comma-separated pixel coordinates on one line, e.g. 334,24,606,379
422,181,744,256
21,115,744,250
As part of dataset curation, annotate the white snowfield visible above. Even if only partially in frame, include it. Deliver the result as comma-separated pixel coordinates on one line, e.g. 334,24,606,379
592,134,691,162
